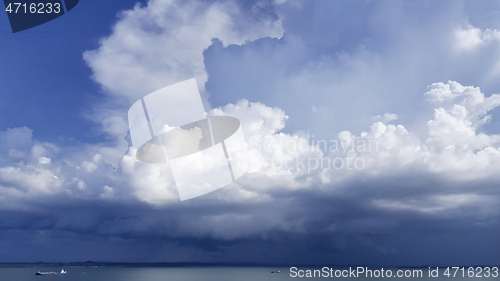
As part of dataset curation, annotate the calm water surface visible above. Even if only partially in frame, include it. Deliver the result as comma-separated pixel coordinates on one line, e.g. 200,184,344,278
0,267,497,281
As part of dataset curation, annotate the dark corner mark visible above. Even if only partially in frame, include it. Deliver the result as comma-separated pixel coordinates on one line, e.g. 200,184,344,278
3,0,79,33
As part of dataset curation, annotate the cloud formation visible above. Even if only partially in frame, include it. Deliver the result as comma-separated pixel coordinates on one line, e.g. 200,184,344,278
1,0,500,266
2,80,500,264
82,0,284,165
83,0,283,102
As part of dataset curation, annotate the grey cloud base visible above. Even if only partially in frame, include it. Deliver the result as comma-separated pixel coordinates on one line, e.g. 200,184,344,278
0,175,498,265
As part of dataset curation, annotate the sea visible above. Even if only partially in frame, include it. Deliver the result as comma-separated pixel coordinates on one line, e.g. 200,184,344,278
0,266,497,281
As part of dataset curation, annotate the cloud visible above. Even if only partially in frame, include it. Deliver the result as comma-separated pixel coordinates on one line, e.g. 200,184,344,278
372,113,398,124
2,81,500,264
203,0,500,143
83,0,283,103
3,0,500,265
82,0,284,166
454,25,500,52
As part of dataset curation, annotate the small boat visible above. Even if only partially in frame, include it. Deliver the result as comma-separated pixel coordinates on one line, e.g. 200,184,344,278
36,269,67,275
271,270,280,273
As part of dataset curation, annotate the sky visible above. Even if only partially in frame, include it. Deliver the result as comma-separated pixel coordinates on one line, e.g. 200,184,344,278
0,0,500,266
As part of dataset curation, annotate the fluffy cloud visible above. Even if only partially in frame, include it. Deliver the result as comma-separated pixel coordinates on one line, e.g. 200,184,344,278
454,25,500,52
3,0,500,265
83,0,283,102
82,0,284,166
7,80,499,207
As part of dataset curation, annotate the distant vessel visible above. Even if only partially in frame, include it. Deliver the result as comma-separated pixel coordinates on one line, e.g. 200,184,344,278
271,270,280,273
36,269,67,275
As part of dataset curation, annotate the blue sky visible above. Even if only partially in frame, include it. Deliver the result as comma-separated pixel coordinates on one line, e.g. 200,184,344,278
0,0,147,143
1,0,500,266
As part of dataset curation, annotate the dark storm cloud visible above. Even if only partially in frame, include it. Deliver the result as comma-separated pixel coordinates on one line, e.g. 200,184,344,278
1,168,498,265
